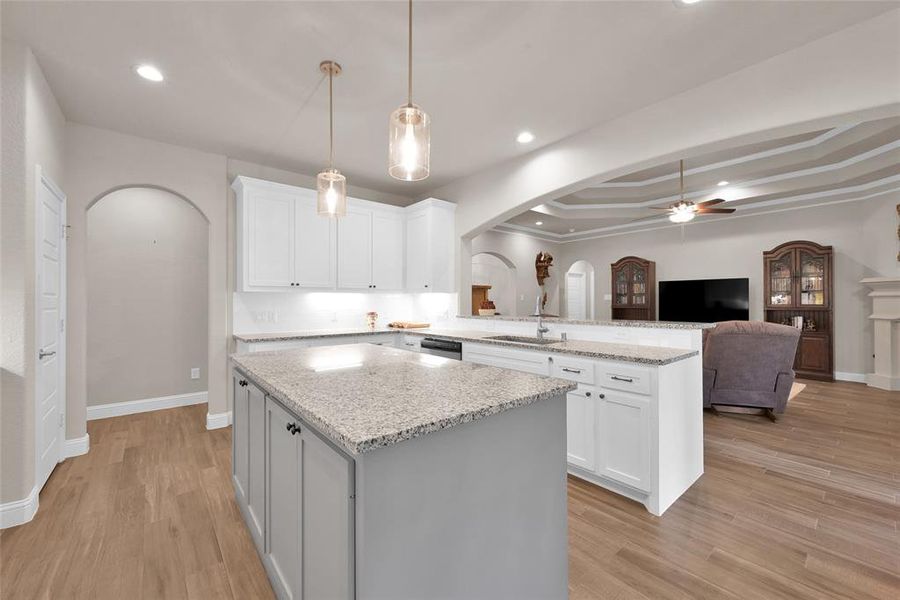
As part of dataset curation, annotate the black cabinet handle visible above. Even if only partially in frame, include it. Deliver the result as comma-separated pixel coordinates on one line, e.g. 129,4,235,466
585,391,591,397
610,375,634,383
562,368,582,374
286,422,300,435
598,393,605,399
239,379,247,387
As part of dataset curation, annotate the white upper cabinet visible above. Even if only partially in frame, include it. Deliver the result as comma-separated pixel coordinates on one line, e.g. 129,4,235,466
234,176,454,293
245,186,295,289
371,213,404,290
405,199,456,292
294,192,336,288
337,206,374,290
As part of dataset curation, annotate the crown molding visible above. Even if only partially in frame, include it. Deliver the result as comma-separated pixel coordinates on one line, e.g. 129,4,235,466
495,177,900,243
552,137,900,210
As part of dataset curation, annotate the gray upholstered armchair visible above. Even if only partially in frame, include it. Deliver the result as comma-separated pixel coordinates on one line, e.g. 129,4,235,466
702,321,801,418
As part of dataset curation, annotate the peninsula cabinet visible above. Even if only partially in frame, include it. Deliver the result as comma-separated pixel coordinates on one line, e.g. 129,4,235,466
232,372,266,552
234,176,455,293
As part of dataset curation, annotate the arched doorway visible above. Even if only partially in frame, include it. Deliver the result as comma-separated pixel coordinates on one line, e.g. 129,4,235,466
565,260,595,320
86,186,209,417
471,252,517,316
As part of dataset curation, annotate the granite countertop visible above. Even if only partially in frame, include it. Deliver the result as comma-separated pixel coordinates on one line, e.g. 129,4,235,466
231,344,576,455
457,315,716,330
235,328,698,366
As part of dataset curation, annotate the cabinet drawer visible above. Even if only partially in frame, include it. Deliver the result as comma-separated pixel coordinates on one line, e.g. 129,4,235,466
463,344,550,376
550,355,595,385
599,364,651,396
398,335,422,351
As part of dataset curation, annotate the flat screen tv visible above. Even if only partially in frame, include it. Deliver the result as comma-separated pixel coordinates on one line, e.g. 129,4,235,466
659,278,750,323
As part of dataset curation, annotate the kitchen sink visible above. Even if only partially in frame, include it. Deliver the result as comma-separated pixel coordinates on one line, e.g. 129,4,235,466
484,335,561,345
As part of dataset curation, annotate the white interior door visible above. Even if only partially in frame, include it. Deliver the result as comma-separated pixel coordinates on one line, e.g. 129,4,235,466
35,167,66,490
566,272,586,320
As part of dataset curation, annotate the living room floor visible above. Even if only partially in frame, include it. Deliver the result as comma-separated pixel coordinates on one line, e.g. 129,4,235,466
1,381,897,599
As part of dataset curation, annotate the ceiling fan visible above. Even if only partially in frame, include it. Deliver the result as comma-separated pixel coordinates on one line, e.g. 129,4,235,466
649,159,736,223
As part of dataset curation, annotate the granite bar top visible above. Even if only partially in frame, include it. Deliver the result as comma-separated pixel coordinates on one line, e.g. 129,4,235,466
457,315,716,330
235,328,698,366
231,344,575,455
234,328,395,343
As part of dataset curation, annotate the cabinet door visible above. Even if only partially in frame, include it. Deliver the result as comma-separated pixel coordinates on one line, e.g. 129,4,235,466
302,428,354,600
597,390,650,492
246,380,267,551
766,250,795,307
566,386,597,471
337,206,373,289
798,250,828,307
405,210,430,290
247,189,295,288
294,193,336,288
798,334,830,373
371,213,404,290
232,372,250,506
265,399,302,600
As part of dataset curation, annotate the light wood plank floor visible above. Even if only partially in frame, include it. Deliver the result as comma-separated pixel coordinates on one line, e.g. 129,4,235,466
1,380,898,599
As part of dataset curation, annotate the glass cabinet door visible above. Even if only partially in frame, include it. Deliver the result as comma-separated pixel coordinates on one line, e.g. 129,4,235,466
768,254,793,306
799,251,826,306
615,265,630,305
631,264,647,306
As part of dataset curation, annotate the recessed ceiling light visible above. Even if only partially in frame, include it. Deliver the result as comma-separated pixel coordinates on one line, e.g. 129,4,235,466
134,64,164,82
678,0,702,4
569,228,576,233
517,131,535,144
535,221,543,226
717,180,729,187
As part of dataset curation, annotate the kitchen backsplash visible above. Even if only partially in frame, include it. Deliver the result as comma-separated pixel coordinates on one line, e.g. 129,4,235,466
233,292,458,333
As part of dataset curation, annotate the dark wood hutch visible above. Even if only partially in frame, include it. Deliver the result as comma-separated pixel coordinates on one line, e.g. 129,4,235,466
763,240,834,381
611,256,656,321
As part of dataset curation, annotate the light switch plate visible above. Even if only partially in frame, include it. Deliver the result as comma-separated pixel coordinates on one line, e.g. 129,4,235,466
603,294,612,301
191,367,200,380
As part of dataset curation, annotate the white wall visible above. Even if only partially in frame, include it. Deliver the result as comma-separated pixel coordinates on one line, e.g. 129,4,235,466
556,194,900,377
471,253,517,316
1,41,67,504
87,188,208,406
64,123,229,430
471,230,561,316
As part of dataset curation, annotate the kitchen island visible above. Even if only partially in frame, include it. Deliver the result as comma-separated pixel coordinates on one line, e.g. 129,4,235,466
231,343,576,600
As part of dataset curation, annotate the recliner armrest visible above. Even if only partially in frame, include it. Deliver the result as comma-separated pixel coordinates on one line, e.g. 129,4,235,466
773,370,795,414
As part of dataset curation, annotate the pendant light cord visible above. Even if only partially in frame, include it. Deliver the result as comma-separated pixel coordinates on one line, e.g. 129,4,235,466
407,0,413,107
328,65,334,169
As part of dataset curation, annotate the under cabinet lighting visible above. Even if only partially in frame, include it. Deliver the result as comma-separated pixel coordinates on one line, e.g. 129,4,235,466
134,64,164,82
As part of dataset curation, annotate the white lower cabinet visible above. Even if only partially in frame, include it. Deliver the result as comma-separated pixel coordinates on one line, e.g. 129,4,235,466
232,372,250,505
596,390,650,492
233,373,266,552
565,385,597,471
262,394,354,600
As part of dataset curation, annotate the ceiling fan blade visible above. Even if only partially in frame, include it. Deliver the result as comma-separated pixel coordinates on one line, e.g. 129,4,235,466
695,198,725,208
696,208,736,214
648,206,675,210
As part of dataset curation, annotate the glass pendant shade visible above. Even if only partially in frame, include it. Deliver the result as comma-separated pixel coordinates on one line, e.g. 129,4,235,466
317,168,347,217
389,104,430,181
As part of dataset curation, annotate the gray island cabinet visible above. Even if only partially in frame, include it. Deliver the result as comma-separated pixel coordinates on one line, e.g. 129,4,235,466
231,344,576,600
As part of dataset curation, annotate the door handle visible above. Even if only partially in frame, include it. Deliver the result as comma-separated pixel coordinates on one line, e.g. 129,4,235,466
39,349,56,359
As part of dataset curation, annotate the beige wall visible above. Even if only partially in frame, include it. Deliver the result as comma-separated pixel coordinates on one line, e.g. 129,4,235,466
1,41,66,503
86,187,208,406
472,253,517,316
556,194,900,377
64,123,229,434
471,230,561,316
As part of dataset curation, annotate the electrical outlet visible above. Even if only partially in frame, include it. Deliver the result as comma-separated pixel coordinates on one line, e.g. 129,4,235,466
191,367,200,380
603,294,612,301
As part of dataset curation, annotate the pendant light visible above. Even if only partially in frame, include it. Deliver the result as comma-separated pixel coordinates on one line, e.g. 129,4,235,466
388,0,430,181
317,60,347,217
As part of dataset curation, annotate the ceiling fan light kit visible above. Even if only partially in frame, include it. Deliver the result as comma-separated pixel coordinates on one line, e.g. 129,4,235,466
661,159,736,224
389,0,431,181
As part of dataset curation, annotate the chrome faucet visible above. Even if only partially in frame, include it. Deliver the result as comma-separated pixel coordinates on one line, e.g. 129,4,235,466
536,316,550,340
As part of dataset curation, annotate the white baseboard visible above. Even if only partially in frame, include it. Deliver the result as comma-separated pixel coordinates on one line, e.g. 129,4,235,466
207,410,232,430
87,391,208,420
61,434,90,459
0,485,39,529
834,371,867,384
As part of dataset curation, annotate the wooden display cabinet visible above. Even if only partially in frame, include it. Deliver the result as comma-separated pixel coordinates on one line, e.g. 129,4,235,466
611,257,656,321
763,240,834,381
